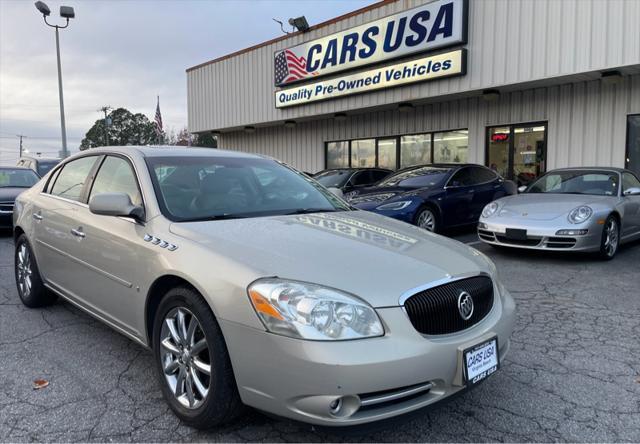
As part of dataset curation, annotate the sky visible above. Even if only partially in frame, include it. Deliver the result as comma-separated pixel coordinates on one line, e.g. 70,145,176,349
0,0,374,165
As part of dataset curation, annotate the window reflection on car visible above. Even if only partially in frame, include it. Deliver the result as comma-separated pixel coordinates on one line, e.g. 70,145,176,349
146,156,350,222
526,171,619,196
377,166,452,188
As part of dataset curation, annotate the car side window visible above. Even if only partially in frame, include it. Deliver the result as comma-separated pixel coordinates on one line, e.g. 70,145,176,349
49,156,98,202
372,170,390,182
449,168,473,187
622,172,640,192
351,171,372,186
89,156,143,206
471,167,498,184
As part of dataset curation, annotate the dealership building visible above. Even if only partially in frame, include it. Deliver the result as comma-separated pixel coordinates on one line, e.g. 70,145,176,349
187,0,640,182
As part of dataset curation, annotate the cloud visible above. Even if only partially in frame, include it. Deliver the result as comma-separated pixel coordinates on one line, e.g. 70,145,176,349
0,0,373,164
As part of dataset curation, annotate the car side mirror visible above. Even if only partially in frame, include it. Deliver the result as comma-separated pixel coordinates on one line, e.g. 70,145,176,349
624,187,640,196
327,187,344,199
89,192,145,222
518,185,527,193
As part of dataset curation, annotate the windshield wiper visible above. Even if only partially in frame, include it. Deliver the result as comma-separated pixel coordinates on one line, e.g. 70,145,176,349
182,214,248,222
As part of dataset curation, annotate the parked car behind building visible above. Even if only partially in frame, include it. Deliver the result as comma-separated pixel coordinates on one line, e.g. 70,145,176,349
347,164,516,233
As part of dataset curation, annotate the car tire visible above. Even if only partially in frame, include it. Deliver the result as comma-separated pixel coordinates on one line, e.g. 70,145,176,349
152,286,244,429
14,234,57,308
598,215,620,260
415,207,439,233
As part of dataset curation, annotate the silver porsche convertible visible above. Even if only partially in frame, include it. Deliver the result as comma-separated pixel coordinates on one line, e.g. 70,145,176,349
478,168,640,259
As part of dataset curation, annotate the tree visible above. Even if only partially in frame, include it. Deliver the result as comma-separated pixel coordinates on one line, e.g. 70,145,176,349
80,107,158,149
192,132,217,148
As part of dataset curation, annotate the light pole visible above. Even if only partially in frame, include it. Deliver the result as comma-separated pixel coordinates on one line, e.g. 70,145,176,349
34,1,75,159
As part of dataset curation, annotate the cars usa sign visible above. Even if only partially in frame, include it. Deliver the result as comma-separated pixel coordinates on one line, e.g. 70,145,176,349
274,0,467,87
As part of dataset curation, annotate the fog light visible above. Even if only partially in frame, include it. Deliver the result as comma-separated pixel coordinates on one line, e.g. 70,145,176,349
478,222,488,229
556,229,588,236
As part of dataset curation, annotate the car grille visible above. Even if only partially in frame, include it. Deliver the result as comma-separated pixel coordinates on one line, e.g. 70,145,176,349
403,276,494,335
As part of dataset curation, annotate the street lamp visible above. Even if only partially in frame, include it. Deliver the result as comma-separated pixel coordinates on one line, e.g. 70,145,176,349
34,1,75,159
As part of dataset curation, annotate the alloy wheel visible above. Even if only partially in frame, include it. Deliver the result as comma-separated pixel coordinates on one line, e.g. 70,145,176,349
417,209,436,232
603,218,619,257
160,307,211,409
16,244,33,297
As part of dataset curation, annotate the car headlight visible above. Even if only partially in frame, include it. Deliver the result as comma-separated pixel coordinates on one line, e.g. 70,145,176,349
482,201,500,218
375,200,412,211
247,278,384,340
568,205,593,224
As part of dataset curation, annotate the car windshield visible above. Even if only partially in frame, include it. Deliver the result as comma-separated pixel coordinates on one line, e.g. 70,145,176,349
377,166,451,188
526,170,619,196
146,156,351,222
37,160,59,176
0,168,40,188
314,170,353,188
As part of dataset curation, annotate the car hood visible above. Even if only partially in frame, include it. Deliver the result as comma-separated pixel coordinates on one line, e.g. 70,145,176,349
495,193,615,220
169,211,492,308
0,187,28,202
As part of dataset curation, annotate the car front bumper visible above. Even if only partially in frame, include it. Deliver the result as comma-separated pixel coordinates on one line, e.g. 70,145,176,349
0,211,13,228
219,285,516,426
477,217,601,252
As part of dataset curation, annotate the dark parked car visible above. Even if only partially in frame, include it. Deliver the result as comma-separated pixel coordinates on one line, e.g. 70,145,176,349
347,164,516,232
16,156,60,177
0,167,40,228
314,168,391,193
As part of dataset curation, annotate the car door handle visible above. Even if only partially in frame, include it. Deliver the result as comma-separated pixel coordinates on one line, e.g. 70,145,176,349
70,228,85,238
32,213,43,221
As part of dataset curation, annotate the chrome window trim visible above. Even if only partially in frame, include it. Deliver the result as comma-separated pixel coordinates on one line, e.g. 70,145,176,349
397,271,492,306
39,191,89,208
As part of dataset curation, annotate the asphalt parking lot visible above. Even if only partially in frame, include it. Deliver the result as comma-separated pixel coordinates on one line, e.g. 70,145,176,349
1,228,639,443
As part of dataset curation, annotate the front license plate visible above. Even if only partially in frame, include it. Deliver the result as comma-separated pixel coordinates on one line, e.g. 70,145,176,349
505,228,527,240
464,338,499,386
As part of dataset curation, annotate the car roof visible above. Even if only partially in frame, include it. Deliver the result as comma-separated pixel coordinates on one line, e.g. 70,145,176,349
318,167,391,172
549,167,627,173
84,146,266,160
19,156,60,162
0,166,35,171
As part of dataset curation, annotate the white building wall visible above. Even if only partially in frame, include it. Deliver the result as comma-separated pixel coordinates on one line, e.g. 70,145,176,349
187,0,640,132
217,74,640,173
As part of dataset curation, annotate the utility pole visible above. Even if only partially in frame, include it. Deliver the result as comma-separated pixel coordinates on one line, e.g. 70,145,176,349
99,106,111,146
17,134,27,158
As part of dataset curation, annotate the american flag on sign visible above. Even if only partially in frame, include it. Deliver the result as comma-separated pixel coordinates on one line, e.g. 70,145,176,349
274,49,317,85
154,96,163,138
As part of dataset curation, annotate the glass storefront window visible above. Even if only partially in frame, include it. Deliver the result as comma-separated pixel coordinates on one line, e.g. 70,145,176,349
433,130,468,163
351,139,376,167
400,134,431,168
627,115,640,177
488,126,510,178
326,141,349,168
377,138,397,170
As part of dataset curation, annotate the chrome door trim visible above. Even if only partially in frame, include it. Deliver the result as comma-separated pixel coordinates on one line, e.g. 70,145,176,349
36,239,133,288
39,192,89,208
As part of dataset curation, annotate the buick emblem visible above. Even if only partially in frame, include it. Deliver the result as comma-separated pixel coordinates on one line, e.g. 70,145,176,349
457,291,474,321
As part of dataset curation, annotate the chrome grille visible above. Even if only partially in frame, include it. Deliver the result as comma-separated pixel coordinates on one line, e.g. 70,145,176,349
404,276,494,335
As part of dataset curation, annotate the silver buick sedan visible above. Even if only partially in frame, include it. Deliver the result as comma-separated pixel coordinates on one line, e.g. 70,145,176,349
478,168,640,259
13,147,515,428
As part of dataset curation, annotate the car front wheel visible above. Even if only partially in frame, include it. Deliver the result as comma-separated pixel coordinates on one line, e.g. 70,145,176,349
14,234,57,308
152,286,244,429
415,208,439,233
599,215,619,260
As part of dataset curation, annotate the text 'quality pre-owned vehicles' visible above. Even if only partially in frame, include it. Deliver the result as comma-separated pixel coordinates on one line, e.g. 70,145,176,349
478,168,640,259
13,147,515,428
346,164,516,233
0,167,40,229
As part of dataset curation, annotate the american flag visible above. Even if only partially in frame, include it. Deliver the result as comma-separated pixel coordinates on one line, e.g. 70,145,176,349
274,49,317,85
154,96,163,140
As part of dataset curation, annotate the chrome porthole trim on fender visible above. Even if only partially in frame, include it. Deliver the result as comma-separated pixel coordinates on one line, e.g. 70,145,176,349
144,234,178,251
160,307,211,409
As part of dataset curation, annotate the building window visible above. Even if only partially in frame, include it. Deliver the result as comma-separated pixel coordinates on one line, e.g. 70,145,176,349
351,139,376,167
627,114,640,177
433,130,469,163
325,128,468,171
400,134,431,168
486,123,547,186
326,141,349,168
